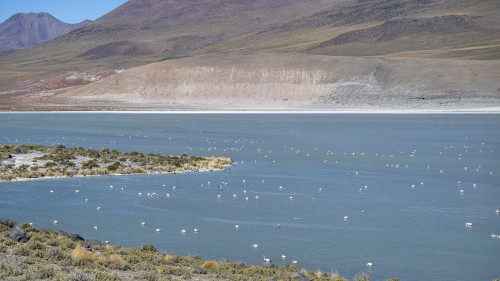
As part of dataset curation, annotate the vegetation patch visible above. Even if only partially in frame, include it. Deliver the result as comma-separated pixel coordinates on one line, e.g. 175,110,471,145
0,144,232,181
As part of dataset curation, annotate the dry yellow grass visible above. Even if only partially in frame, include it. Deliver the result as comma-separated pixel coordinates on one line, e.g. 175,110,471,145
70,244,98,262
201,260,220,271
108,254,124,264
164,254,174,262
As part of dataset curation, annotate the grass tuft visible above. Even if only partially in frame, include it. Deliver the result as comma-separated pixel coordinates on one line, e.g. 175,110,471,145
201,260,220,271
71,244,97,263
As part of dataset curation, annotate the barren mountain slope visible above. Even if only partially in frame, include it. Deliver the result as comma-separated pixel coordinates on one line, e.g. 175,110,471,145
0,0,499,110
8,53,496,110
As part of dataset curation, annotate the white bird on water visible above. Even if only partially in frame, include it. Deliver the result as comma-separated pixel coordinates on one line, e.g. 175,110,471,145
366,262,374,267
344,216,349,221
93,226,98,230
97,206,101,211
53,220,58,225
235,224,240,229
252,244,258,248
281,255,286,260
263,256,272,263
141,222,146,226
156,228,161,232
465,222,473,228
181,229,187,234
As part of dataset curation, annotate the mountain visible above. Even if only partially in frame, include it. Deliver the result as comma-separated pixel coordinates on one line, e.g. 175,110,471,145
0,12,90,52
0,0,499,111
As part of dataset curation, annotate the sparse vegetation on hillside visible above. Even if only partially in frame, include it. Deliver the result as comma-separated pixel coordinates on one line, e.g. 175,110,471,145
0,219,378,281
0,144,232,181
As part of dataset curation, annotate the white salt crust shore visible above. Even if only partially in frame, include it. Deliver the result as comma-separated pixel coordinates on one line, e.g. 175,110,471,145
1,106,500,114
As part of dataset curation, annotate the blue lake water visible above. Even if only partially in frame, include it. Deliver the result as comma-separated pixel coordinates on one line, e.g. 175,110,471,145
0,113,499,281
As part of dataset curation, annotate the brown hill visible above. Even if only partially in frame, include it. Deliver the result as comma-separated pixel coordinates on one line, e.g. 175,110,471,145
0,0,499,110
0,13,90,52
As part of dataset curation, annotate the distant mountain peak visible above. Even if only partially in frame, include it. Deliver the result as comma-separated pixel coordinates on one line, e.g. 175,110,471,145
0,12,91,52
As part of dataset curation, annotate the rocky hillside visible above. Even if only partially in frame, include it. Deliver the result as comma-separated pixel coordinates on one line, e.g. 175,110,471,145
0,0,499,110
0,13,90,52
15,53,495,111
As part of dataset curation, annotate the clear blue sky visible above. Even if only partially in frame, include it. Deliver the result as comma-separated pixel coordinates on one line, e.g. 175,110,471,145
0,0,128,23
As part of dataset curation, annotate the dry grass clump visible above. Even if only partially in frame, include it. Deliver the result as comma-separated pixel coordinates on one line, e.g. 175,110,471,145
201,260,221,271
164,254,174,263
108,254,124,264
71,244,98,263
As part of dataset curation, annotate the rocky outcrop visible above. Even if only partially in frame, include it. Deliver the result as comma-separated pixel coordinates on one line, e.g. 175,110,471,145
9,229,30,243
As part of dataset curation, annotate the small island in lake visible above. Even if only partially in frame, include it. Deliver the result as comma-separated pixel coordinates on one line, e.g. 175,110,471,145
0,144,232,181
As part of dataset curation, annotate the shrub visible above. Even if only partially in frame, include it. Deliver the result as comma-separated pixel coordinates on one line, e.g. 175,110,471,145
387,278,400,281
32,264,56,279
71,244,97,263
139,244,157,252
12,244,31,256
47,247,68,262
201,260,221,271
109,254,124,264
94,271,122,281
164,254,174,263
142,272,159,281
0,219,16,228
0,262,23,278
66,271,93,281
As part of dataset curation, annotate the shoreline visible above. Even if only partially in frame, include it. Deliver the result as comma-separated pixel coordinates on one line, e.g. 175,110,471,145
1,106,500,114
0,166,228,183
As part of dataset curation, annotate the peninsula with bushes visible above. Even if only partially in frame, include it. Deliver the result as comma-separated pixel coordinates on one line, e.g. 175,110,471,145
0,144,232,181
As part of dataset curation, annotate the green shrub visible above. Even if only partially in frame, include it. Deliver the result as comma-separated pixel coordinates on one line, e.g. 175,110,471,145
139,244,157,252
65,271,93,281
12,244,31,256
32,264,56,279
0,262,23,278
94,271,122,281
0,219,16,228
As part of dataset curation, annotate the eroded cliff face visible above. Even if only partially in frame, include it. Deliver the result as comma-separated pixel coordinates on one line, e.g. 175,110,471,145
53,53,499,109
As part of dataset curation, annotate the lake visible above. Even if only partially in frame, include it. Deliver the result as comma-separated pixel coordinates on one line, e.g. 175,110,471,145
0,113,499,281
